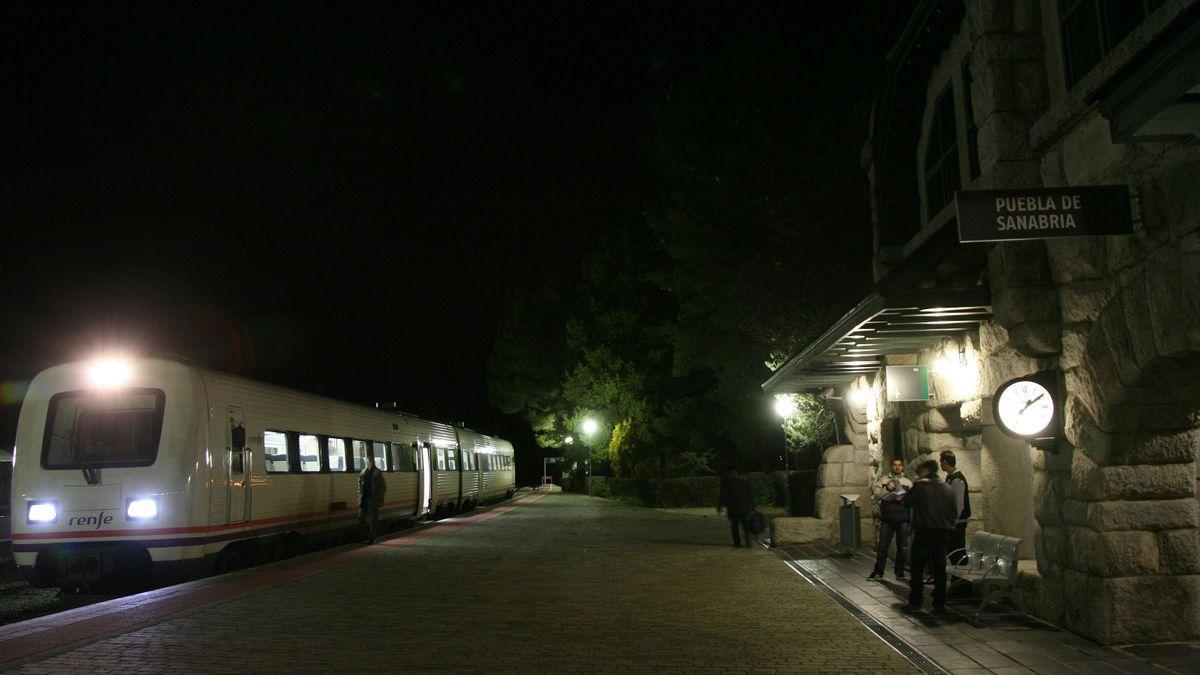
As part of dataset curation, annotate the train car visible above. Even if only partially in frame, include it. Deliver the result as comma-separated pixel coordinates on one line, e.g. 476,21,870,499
9,357,516,590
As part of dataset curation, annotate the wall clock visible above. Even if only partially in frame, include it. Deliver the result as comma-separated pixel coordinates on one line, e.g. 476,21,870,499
993,370,1062,449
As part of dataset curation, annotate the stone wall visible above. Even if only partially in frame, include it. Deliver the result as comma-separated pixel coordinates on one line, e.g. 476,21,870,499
959,0,1200,645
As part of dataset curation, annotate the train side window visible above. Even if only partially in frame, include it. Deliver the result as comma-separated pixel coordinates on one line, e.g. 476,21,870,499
447,448,458,471
436,447,446,471
391,443,413,472
264,430,290,473
462,450,472,471
298,434,321,473
412,446,422,471
351,440,369,472
327,438,347,472
372,441,389,471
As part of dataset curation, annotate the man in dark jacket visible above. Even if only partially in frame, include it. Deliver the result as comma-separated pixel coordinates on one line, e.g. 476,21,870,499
717,470,756,547
358,455,387,544
903,459,958,612
869,457,912,581
940,450,970,564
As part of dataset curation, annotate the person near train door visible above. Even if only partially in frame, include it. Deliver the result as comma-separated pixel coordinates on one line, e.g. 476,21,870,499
358,455,387,544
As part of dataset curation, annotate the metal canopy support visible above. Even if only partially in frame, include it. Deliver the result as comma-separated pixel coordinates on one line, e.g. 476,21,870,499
762,288,992,393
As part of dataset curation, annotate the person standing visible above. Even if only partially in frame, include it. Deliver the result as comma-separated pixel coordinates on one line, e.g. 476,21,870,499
358,455,387,544
940,450,970,563
902,459,957,613
717,469,756,547
868,457,912,581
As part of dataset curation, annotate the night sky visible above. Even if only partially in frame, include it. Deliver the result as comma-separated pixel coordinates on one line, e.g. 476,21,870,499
3,4,894,467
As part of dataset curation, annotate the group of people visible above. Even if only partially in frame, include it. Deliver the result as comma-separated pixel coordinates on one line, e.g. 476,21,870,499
869,450,970,613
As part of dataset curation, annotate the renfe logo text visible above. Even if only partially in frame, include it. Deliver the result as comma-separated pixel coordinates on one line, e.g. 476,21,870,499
68,511,114,530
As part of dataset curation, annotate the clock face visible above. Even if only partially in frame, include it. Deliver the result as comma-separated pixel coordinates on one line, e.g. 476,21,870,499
997,380,1055,436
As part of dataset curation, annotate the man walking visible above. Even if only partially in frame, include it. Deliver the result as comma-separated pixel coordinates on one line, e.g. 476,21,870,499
902,459,957,613
868,457,912,581
717,469,756,547
940,450,970,563
358,455,387,544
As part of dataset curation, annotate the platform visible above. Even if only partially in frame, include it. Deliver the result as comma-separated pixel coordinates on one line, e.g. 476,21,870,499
0,493,919,673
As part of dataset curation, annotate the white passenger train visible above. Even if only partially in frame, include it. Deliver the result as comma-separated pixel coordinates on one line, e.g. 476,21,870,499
10,357,516,589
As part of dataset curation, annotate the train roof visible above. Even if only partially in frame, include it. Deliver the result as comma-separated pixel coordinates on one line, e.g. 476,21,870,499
39,356,512,448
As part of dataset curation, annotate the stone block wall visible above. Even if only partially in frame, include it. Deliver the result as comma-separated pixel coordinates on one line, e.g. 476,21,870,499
957,0,1200,643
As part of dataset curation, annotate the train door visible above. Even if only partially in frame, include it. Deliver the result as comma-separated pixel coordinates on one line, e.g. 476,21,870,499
417,443,432,516
226,407,250,524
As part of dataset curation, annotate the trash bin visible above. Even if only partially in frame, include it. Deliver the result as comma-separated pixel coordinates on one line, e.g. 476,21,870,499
838,494,861,555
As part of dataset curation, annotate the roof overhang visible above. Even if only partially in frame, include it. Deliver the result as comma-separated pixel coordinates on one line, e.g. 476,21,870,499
762,288,991,394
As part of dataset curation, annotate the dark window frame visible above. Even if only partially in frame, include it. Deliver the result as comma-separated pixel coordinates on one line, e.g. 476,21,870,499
1060,0,1164,89
41,388,166,470
961,58,981,180
924,82,961,222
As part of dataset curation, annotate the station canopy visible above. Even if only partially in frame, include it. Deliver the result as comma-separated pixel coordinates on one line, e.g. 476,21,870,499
762,287,992,393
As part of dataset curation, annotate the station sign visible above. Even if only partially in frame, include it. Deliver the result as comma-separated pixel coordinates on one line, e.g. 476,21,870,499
885,365,929,402
955,185,1133,243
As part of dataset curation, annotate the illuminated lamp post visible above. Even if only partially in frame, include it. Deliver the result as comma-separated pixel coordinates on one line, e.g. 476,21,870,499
581,418,599,497
773,396,798,515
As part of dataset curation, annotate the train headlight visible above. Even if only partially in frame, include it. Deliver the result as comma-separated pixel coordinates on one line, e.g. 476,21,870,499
126,498,159,520
27,501,58,524
88,358,132,388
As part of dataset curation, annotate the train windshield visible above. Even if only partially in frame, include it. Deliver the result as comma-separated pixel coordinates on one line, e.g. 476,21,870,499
42,389,166,469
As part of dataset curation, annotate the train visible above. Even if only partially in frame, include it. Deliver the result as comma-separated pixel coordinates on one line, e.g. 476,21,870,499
9,357,516,590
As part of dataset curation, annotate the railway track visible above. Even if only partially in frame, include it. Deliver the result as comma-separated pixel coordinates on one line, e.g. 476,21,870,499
0,558,117,627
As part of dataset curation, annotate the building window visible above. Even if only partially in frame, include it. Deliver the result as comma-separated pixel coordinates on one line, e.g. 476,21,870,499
298,434,321,473
264,430,290,473
961,59,981,180
327,438,347,472
351,440,369,472
924,83,961,221
1061,0,1164,88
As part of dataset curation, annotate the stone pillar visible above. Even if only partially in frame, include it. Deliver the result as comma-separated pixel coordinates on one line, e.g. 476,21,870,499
980,414,1037,558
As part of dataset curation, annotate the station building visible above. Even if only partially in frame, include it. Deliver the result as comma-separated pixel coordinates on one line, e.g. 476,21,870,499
764,0,1200,644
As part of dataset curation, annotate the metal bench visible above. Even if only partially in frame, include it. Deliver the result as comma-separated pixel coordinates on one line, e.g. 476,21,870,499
948,530,1025,622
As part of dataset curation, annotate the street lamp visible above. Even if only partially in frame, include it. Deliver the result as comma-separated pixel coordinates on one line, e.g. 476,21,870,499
581,418,599,496
774,395,797,515
564,436,574,445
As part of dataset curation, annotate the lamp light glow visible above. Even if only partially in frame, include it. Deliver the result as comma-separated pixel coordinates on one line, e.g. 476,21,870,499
88,359,132,388
564,436,574,445
581,419,599,436
851,387,871,408
773,395,798,420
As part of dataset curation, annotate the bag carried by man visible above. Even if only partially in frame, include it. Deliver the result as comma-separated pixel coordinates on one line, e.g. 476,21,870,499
748,509,766,535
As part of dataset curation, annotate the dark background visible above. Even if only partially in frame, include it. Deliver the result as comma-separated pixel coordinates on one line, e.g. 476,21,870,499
3,3,900,482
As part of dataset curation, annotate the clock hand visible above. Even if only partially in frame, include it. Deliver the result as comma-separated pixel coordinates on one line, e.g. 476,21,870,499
1019,393,1045,414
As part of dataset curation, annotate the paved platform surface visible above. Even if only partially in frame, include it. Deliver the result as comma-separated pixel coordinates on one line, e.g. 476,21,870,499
0,494,915,673
782,543,1198,674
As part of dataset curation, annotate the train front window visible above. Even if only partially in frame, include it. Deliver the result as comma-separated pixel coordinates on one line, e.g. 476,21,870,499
42,389,165,469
